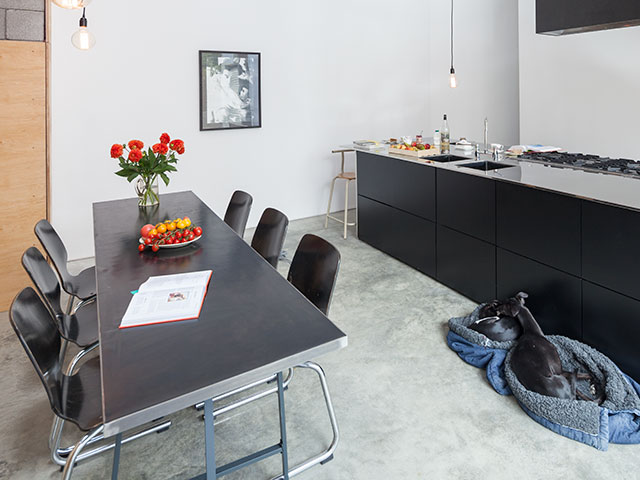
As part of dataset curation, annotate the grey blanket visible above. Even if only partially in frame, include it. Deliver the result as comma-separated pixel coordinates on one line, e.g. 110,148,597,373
505,335,640,437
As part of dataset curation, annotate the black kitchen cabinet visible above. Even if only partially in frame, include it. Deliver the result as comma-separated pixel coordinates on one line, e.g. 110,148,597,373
437,225,496,302
357,151,640,364
357,152,436,221
497,248,581,339
583,281,640,382
582,201,640,301
496,183,581,276
358,195,436,277
437,169,496,243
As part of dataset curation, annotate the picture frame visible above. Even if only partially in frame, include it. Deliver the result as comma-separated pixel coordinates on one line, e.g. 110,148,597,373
199,50,261,131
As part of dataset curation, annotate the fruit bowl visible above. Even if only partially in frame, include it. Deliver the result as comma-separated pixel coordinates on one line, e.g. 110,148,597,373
138,216,204,252
139,234,202,249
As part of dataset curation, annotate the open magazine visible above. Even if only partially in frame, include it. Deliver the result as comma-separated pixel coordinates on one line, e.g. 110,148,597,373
119,270,213,329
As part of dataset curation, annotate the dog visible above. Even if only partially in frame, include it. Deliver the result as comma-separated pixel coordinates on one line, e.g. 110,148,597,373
469,293,526,342
503,292,603,404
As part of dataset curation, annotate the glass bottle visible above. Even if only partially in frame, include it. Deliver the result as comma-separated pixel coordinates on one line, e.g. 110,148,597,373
441,114,450,154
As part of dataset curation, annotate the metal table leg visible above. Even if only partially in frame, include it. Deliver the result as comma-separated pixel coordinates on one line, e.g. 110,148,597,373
203,398,216,479
276,371,289,480
111,433,122,480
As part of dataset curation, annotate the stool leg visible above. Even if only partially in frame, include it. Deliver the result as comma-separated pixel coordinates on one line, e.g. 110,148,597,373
343,179,349,239
325,177,337,229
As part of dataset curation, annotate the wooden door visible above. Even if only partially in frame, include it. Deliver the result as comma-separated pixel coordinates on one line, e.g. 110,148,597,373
0,41,47,310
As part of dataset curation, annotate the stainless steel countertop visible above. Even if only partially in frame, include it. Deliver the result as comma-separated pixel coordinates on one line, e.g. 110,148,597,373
354,146,640,212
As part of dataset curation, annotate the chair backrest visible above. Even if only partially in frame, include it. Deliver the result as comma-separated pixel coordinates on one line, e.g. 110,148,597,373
251,208,289,268
224,190,253,238
34,219,71,290
22,247,65,318
9,287,63,415
287,234,341,315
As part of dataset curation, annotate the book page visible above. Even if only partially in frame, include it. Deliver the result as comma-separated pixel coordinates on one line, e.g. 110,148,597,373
138,270,212,292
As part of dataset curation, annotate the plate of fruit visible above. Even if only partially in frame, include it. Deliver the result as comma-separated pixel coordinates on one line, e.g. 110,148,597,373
138,216,204,252
389,140,440,157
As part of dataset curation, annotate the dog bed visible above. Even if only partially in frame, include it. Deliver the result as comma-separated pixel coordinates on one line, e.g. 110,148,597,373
447,305,516,395
447,305,640,450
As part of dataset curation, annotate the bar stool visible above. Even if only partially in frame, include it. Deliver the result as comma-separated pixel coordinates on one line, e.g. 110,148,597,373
325,149,356,239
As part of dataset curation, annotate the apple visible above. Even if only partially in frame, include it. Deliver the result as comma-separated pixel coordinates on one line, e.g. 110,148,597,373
140,224,155,238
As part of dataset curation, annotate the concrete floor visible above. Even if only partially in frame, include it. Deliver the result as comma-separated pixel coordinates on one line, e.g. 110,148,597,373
1,212,639,479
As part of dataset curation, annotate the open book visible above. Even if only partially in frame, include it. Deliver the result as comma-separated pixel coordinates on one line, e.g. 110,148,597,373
119,270,213,329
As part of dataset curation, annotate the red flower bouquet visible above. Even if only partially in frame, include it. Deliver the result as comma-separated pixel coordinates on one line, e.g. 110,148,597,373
111,133,185,207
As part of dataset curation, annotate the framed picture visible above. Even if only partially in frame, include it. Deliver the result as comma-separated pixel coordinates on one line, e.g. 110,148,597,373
199,50,261,131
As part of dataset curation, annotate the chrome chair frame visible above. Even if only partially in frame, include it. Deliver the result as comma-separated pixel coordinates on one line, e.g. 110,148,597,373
269,361,339,480
196,368,294,414
47,343,171,477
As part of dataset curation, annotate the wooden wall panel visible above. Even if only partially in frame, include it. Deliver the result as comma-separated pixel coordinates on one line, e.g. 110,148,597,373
0,41,47,310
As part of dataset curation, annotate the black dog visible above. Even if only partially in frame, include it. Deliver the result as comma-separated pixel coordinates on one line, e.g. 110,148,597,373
469,293,526,342
504,293,602,404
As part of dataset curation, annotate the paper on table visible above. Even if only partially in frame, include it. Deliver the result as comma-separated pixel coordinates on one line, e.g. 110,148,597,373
119,270,213,329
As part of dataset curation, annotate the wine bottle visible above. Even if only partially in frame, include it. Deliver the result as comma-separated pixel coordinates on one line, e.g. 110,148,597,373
441,114,450,154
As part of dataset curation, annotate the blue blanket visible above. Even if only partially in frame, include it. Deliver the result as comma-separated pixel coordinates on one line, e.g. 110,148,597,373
447,313,640,450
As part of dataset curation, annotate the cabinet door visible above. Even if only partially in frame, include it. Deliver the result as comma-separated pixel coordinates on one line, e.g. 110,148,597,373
437,169,495,243
0,41,47,310
583,281,640,383
437,225,496,302
582,201,640,301
358,196,436,277
497,248,581,339
357,152,436,221
496,182,581,276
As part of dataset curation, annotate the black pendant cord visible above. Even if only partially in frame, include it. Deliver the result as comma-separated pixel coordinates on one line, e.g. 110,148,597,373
80,7,87,27
450,0,454,71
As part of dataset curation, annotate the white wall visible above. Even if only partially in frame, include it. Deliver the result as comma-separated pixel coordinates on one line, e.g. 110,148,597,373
428,0,520,147
519,0,640,158
51,0,520,259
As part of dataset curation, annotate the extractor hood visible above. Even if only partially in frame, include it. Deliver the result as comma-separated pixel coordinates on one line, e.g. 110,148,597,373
537,0,640,36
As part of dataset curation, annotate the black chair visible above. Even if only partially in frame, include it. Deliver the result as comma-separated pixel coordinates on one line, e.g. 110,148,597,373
251,208,289,268
224,190,253,237
287,234,341,316
9,288,170,480
22,247,98,350
34,219,96,305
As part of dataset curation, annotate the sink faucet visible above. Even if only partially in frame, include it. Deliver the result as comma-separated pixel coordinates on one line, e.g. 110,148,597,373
483,118,489,153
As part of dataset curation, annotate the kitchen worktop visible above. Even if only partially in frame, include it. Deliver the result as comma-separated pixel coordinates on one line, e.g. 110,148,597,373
354,146,640,212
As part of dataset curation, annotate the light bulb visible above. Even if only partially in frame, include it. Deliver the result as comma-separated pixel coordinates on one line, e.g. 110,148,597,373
71,10,95,50
72,26,95,50
449,67,457,89
52,0,91,9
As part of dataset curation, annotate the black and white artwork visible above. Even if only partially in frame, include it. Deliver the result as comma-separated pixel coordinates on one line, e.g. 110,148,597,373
199,51,261,131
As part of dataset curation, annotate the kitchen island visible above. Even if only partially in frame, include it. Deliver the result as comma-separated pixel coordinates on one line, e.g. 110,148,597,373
356,147,640,381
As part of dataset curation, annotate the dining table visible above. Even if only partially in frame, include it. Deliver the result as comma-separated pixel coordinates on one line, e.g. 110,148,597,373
92,190,347,479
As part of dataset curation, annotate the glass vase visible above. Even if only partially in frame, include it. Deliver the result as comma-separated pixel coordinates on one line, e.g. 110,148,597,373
135,175,160,207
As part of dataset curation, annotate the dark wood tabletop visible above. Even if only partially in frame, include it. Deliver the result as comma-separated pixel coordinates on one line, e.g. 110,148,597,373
93,191,347,436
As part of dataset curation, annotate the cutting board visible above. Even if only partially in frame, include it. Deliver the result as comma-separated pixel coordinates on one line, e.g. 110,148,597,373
389,145,442,158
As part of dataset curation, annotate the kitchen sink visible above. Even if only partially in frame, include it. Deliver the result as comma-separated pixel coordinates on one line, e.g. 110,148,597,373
424,154,469,162
459,161,514,171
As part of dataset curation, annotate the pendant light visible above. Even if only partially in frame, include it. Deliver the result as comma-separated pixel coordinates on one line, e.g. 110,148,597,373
449,0,457,88
71,8,96,50
52,0,91,9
